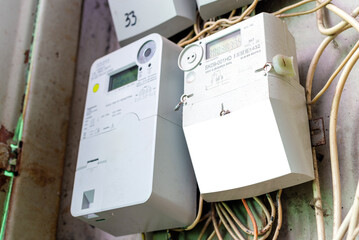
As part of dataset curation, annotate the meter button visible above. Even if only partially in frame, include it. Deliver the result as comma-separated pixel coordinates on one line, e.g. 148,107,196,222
178,44,203,71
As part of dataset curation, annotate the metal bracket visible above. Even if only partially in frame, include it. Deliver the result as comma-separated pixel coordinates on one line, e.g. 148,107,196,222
310,118,326,147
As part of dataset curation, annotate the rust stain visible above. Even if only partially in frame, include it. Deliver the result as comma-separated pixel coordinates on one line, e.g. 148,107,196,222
24,49,30,64
20,94,25,113
0,175,9,191
0,125,14,144
0,143,10,169
22,163,56,187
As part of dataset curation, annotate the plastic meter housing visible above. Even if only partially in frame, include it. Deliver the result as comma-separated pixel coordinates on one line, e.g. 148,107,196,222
71,33,196,236
196,0,260,20
108,0,196,46
178,13,314,202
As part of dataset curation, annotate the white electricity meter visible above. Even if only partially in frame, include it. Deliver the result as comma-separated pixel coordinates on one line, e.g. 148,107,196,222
178,13,314,202
71,33,197,236
108,0,196,46
196,0,259,20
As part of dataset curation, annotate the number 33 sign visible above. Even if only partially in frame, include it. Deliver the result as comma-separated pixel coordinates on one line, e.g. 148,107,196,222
125,11,137,27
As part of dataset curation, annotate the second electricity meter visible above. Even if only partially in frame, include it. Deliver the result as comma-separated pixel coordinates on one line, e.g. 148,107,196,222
178,13,314,202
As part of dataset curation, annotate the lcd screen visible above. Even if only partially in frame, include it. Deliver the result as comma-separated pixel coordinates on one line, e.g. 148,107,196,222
108,65,138,91
206,29,241,59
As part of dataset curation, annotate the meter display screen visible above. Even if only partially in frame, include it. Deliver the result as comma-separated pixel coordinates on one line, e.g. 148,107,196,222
109,65,138,91
206,30,241,59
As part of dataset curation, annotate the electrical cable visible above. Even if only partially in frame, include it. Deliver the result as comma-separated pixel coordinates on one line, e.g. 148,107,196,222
272,0,315,16
305,23,354,240
305,5,359,237
211,204,223,240
172,196,204,231
275,0,331,18
221,202,253,235
218,201,273,240
221,194,276,236
347,181,359,240
199,212,211,222
272,190,283,240
215,203,241,240
310,36,358,104
197,215,212,240
329,44,359,236
316,5,359,35
352,226,359,240
229,9,237,18
326,3,359,32
178,29,194,45
178,0,258,47
217,203,246,240
253,196,272,234
320,4,359,236
334,205,353,240
315,4,359,235
207,220,222,240
242,199,258,240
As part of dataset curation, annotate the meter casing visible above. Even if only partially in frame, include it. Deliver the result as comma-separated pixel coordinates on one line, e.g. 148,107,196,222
196,0,259,20
71,34,196,236
179,13,314,202
108,0,196,46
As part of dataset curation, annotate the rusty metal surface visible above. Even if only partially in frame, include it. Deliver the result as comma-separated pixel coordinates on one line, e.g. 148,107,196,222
58,0,359,239
310,118,326,147
0,143,10,170
0,0,37,133
3,0,82,239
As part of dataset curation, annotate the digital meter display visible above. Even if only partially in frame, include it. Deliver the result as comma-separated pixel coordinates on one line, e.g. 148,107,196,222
206,30,241,59
109,65,138,91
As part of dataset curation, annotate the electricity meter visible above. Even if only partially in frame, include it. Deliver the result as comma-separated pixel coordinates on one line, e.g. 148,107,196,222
178,13,314,202
108,0,196,46
71,33,197,236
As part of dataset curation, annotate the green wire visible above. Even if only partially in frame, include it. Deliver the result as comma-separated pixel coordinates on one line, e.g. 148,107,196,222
0,0,41,235
0,172,14,240
10,114,23,152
